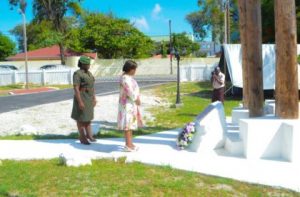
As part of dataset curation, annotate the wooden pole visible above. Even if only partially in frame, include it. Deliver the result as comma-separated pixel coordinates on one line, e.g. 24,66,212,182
274,0,299,119
238,0,249,108
245,0,264,117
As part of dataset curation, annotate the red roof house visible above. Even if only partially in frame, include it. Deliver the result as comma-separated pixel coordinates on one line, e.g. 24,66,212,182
6,45,97,61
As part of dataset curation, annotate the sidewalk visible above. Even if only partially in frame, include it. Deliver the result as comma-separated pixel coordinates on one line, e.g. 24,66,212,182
0,129,299,192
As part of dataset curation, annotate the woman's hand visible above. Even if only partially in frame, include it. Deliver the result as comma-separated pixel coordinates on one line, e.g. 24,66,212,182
93,98,97,107
79,101,85,110
135,97,141,106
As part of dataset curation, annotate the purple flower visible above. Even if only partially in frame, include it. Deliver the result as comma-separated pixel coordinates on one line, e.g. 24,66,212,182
177,122,196,149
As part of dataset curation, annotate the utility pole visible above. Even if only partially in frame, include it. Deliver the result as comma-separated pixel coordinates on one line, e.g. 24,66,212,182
275,0,299,118
224,0,230,44
169,20,173,75
226,0,231,44
175,50,181,106
223,0,230,92
19,0,29,89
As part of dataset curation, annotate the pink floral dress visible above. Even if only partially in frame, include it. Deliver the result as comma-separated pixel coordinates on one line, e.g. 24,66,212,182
117,74,143,131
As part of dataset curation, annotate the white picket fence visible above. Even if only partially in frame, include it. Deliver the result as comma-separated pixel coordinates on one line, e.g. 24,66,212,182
0,69,74,86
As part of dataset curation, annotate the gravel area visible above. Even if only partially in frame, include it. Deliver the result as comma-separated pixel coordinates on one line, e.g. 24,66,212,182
0,90,167,136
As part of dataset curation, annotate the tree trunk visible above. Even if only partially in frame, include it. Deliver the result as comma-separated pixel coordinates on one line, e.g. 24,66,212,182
245,0,264,117
59,42,66,65
274,0,299,119
238,0,249,108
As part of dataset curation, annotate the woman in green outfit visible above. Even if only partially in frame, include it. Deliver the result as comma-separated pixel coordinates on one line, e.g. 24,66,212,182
71,56,97,145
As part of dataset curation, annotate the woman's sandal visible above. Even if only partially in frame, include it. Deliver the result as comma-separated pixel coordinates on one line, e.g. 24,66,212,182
87,136,97,142
123,146,139,152
79,137,90,145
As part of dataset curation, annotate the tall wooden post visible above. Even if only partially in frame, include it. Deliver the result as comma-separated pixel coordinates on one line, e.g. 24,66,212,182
238,0,249,108
245,0,264,117
274,0,299,119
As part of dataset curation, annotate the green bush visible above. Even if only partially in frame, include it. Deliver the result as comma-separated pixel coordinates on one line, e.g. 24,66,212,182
297,55,300,64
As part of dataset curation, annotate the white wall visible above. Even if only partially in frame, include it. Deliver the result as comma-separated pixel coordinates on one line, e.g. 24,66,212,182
92,58,220,77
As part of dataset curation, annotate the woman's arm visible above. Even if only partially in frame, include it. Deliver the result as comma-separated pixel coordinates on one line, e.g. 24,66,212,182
74,85,85,110
92,88,97,107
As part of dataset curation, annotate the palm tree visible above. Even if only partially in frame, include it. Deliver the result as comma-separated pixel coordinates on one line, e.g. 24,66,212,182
32,0,82,64
9,0,82,65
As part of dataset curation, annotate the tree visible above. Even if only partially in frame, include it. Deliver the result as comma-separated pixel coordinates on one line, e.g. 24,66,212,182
261,0,300,43
172,33,200,56
186,0,300,44
9,0,82,64
32,0,82,64
0,32,16,60
186,0,239,43
10,20,61,52
77,13,154,59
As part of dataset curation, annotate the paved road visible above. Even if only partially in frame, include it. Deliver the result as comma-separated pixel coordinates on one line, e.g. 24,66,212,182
0,79,175,113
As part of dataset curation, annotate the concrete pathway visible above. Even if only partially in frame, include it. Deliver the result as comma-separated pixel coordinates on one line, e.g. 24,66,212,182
0,130,299,192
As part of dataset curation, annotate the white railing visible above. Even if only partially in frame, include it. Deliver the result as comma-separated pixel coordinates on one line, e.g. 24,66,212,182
0,69,74,86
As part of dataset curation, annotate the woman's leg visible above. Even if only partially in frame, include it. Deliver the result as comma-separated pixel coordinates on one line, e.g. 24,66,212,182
77,121,90,145
124,130,133,148
85,122,96,142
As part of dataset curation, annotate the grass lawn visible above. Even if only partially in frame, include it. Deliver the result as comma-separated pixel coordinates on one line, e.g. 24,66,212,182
0,159,297,196
146,82,240,129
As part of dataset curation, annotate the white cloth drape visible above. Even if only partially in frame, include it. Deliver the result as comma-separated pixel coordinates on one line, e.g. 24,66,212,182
224,44,300,90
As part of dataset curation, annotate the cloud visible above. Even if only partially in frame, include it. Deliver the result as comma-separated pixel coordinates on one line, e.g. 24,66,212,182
130,16,149,31
152,3,162,19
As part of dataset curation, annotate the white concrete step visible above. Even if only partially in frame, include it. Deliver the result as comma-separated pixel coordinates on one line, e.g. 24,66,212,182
232,107,249,124
224,132,244,156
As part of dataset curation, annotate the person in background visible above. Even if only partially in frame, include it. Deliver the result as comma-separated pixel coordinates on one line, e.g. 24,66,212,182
71,56,97,145
211,66,225,103
117,60,143,152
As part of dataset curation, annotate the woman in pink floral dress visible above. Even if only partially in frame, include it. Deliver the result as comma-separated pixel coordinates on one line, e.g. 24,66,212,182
117,60,143,151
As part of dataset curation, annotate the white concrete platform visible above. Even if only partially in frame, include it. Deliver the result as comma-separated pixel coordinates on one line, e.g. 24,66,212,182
240,116,300,162
0,129,300,192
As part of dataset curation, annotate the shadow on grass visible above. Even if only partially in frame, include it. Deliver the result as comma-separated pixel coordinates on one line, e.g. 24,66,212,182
177,113,199,117
188,89,242,102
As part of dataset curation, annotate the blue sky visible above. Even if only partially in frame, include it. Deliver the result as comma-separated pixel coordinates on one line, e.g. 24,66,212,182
0,0,199,41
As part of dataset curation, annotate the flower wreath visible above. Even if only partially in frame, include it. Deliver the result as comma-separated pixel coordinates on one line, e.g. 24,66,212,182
177,122,196,149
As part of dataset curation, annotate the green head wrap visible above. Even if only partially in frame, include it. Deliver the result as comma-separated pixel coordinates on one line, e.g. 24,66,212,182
79,56,91,65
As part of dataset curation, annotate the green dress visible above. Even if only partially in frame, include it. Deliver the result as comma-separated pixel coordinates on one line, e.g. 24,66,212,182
71,69,95,122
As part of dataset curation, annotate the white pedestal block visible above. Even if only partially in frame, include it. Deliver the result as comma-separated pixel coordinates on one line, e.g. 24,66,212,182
232,107,249,125
189,101,227,153
239,116,300,162
264,100,275,115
